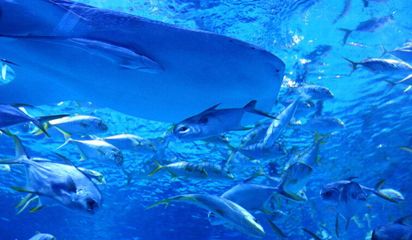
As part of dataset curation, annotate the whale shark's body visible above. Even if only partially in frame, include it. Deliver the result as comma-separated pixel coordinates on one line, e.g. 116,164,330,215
0,0,284,122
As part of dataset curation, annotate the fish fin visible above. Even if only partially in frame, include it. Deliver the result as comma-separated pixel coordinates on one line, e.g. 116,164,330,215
148,160,164,177
243,100,276,119
234,126,254,131
201,168,209,177
338,29,353,45
345,216,352,230
2,130,30,160
146,196,186,210
362,0,369,7
302,228,322,240
11,186,37,194
56,137,73,150
267,218,287,238
199,103,221,115
15,193,34,209
278,187,307,202
16,195,40,215
342,57,358,74
335,213,340,238
68,38,163,73
79,151,87,161
29,197,43,213
400,146,412,153
54,127,72,141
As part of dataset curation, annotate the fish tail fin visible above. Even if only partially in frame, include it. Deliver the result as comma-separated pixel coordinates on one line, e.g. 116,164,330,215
277,186,307,202
383,79,397,88
243,100,276,119
54,126,72,141
267,218,288,238
148,160,164,177
342,57,358,74
335,213,340,238
56,137,73,150
380,44,389,57
1,130,30,161
372,179,399,203
30,119,51,137
338,28,353,45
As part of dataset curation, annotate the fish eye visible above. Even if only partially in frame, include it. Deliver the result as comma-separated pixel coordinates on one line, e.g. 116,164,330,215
322,190,333,198
177,125,190,133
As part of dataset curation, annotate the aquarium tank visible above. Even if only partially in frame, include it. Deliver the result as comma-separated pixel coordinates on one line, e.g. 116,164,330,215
0,0,411,239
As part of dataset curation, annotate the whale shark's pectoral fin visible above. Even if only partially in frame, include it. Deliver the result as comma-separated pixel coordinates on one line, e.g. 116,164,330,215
68,38,163,73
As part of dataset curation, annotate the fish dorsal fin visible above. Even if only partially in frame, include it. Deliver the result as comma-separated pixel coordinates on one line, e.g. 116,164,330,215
199,103,221,115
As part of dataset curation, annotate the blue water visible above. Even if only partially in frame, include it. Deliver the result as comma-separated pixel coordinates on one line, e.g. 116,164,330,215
1,0,412,239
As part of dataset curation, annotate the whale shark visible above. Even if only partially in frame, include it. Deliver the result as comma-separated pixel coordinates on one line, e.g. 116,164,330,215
0,0,285,122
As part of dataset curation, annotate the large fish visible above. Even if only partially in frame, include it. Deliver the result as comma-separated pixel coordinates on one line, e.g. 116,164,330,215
0,132,102,214
0,0,285,123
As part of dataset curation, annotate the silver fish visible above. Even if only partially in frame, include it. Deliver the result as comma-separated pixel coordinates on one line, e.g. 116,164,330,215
0,132,102,214
339,15,393,44
148,161,234,180
172,100,274,141
148,194,265,238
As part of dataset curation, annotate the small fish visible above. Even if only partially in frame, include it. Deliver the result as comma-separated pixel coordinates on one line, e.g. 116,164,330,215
0,132,102,214
102,134,156,153
371,216,412,240
400,146,412,153
148,161,234,180
291,84,334,101
303,116,345,134
172,100,274,141
262,100,299,147
294,45,332,83
0,104,66,136
28,232,56,240
38,115,108,137
344,58,412,77
147,194,265,238
58,139,124,166
376,188,405,203
382,42,412,63
339,15,394,44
